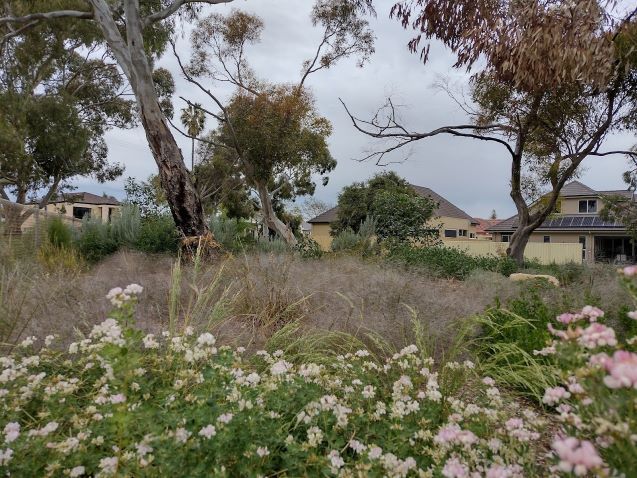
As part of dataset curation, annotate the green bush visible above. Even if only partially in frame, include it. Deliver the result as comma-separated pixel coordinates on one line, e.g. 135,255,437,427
134,215,180,254
111,204,141,246
330,217,377,256
46,218,73,249
209,216,255,252
75,218,119,263
254,237,291,254
295,235,323,259
388,244,518,280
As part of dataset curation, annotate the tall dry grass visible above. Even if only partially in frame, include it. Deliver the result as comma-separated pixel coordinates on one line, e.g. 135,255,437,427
0,250,629,360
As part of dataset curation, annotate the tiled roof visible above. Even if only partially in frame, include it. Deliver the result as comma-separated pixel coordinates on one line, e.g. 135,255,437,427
559,180,598,197
48,192,121,206
487,214,625,232
474,218,501,235
308,185,476,224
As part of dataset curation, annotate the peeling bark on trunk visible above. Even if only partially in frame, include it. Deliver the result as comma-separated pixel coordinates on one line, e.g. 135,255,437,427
255,181,297,245
507,226,532,265
90,0,209,239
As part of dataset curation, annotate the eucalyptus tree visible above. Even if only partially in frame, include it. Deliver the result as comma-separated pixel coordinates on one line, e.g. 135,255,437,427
0,6,135,233
343,0,637,264
0,0,236,239
178,1,375,243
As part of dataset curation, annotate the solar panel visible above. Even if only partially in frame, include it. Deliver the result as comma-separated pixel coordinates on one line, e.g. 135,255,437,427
582,216,594,226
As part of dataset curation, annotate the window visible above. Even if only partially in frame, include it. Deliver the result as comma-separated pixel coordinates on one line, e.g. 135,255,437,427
459,229,468,237
444,229,457,238
73,206,91,220
543,235,551,243
579,236,586,260
501,234,511,243
579,199,597,213
470,233,476,239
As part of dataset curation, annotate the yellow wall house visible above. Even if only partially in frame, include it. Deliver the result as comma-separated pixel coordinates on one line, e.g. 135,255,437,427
22,192,122,230
487,181,635,264
308,184,479,251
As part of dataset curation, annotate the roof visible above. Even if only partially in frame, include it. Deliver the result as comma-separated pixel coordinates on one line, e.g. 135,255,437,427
47,192,121,206
488,214,625,232
308,185,477,224
308,206,339,224
474,218,501,235
560,180,598,197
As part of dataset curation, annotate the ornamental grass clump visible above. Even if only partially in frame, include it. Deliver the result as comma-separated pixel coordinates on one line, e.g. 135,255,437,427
0,284,549,476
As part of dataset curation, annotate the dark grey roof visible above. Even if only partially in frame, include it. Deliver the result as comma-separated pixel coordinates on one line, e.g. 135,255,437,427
48,192,121,206
487,214,626,232
308,206,339,224
560,180,598,197
308,185,476,224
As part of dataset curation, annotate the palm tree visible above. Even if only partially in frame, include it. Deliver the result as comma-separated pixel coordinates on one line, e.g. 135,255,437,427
180,104,206,170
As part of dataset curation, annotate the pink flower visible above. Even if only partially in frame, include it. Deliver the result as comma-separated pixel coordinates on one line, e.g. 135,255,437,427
578,323,617,349
556,313,578,324
434,424,477,446
552,437,603,476
543,387,571,406
621,265,637,277
580,305,604,322
442,458,469,478
603,350,637,389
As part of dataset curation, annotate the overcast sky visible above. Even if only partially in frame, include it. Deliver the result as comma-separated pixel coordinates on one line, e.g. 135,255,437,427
79,0,637,220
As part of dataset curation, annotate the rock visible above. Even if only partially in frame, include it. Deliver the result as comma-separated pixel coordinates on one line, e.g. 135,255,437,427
509,272,560,287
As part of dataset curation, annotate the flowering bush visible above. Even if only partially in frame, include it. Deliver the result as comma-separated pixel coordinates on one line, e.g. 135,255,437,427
0,285,548,477
540,268,637,476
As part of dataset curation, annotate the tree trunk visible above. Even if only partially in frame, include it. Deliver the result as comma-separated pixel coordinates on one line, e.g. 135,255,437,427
507,226,532,265
191,138,195,171
255,181,297,245
91,0,209,239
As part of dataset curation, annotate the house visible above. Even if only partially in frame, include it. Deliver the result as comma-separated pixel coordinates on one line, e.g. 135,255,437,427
308,184,478,250
474,218,501,240
487,181,634,263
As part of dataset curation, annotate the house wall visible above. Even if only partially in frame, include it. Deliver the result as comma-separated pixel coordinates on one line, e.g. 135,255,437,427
560,197,605,214
20,202,121,231
310,215,478,251
309,223,333,251
443,240,583,265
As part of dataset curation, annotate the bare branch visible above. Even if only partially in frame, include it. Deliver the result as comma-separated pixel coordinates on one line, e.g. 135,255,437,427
143,0,234,26
0,10,93,24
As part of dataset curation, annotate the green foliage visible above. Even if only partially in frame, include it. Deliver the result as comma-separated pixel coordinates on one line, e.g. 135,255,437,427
134,215,180,254
209,215,256,252
295,235,323,259
254,238,291,254
332,171,416,234
330,216,377,255
110,204,141,246
123,176,168,218
389,244,518,280
46,218,73,249
75,219,119,263
372,190,438,245
37,242,85,274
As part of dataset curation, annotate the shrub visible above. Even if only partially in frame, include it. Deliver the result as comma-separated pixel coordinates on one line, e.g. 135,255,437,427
330,217,377,256
46,218,73,249
389,244,518,280
254,237,290,254
209,216,255,251
37,243,85,274
295,235,323,259
0,285,548,477
75,218,119,263
110,204,141,246
134,215,180,254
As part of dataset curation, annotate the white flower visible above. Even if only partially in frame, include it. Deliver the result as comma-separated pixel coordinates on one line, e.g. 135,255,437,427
270,360,293,376
196,333,216,346
142,334,159,349
69,466,85,477
123,283,143,295
0,448,13,465
98,456,118,475
307,426,323,447
198,425,216,439
368,446,383,460
256,446,270,457
20,336,36,348
3,422,19,443
362,385,376,399
327,450,344,471
217,413,233,424
174,427,191,444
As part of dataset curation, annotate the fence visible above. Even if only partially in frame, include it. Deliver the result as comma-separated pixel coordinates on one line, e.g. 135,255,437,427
442,240,583,265
0,198,81,260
